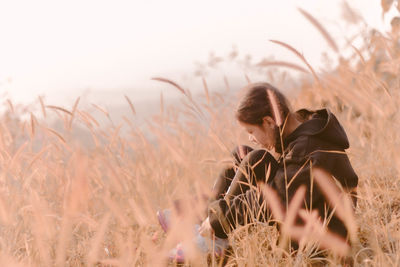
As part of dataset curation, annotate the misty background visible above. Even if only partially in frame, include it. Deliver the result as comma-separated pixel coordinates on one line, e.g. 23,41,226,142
0,0,397,127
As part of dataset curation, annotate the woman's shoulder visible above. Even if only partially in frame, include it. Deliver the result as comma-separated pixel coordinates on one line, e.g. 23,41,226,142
290,108,349,150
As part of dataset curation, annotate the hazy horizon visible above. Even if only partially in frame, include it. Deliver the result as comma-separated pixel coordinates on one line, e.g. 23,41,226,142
0,0,396,110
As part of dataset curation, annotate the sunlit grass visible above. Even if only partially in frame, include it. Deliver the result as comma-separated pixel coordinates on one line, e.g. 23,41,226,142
0,4,400,266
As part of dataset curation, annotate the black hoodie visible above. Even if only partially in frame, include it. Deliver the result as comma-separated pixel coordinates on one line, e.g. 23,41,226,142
208,108,358,239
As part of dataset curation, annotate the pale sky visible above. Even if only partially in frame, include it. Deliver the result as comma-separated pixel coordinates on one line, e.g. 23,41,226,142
0,0,394,106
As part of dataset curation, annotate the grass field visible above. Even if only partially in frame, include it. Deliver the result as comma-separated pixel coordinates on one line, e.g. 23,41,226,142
0,5,400,267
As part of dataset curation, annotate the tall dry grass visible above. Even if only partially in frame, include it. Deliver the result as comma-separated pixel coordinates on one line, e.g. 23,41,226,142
0,4,400,266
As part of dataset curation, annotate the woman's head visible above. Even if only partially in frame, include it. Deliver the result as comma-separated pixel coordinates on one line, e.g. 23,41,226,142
236,82,291,150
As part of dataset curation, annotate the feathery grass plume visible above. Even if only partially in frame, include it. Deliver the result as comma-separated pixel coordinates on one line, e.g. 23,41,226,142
0,193,11,225
46,105,73,116
55,216,72,267
38,96,47,118
8,142,28,172
283,185,306,234
159,91,164,115
202,77,210,105
270,40,321,84
44,127,66,144
351,45,366,65
28,145,50,169
30,112,36,138
296,210,350,257
152,76,205,119
124,95,136,116
266,89,283,126
67,152,91,216
20,120,27,136
278,186,307,253
86,213,111,266
72,96,80,114
91,103,109,117
257,59,310,73
261,184,284,222
151,76,186,95
109,125,122,151
0,10,398,265
286,159,311,189
78,110,100,128
128,198,148,226
244,73,251,84
298,8,339,53
103,161,125,194
122,115,134,129
296,210,319,252
261,184,351,257
30,192,53,266
67,97,80,131
208,129,231,152
224,75,231,90
312,167,357,242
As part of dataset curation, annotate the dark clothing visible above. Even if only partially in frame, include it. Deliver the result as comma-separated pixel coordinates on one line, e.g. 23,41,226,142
208,109,358,239
210,145,254,201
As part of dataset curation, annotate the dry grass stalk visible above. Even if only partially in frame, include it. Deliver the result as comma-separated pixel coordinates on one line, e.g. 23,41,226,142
124,95,136,116
261,183,352,257
151,76,186,95
351,45,366,65
38,96,47,118
266,89,283,126
153,77,206,120
86,213,111,266
202,77,210,105
269,39,321,84
77,110,100,128
159,92,164,115
0,10,399,266
298,8,339,53
30,192,53,266
44,127,66,144
312,167,357,242
30,112,36,138
91,103,109,117
67,97,80,131
283,185,306,234
244,74,251,84
46,105,73,116
261,185,284,222
257,59,310,73
224,75,231,90
9,142,28,172
296,210,350,257
0,193,11,225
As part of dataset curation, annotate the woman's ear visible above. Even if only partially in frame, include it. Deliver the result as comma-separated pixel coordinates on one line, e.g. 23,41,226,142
262,116,276,128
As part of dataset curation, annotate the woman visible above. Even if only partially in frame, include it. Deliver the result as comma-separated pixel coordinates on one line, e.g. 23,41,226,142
199,82,358,248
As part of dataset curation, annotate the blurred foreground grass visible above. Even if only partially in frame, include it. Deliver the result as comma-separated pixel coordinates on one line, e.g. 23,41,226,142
0,5,400,266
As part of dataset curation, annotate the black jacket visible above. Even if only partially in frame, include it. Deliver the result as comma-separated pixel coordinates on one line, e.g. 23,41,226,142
209,109,358,239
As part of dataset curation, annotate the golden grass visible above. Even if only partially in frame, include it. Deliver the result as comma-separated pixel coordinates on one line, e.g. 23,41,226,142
0,8,399,267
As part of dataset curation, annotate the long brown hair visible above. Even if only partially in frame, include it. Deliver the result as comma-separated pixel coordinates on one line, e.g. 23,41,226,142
236,82,291,127
236,82,291,152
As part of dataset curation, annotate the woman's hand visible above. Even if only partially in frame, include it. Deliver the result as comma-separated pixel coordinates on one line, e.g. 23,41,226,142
199,217,213,237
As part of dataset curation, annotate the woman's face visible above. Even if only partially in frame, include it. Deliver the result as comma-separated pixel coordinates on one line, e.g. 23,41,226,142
239,117,276,150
